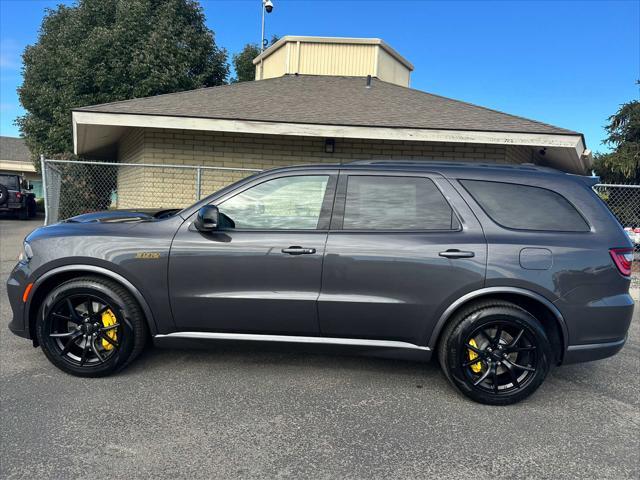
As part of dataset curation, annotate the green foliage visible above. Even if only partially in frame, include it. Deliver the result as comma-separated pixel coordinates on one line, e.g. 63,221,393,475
17,0,229,218
232,35,279,83
17,0,229,158
232,43,261,83
56,163,118,219
593,94,640,183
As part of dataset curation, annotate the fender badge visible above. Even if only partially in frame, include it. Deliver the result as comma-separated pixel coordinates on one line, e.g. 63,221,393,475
135,252,161,259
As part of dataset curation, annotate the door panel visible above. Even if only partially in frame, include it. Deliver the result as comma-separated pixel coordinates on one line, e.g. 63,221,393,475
169,171,336,335
169,229,327,334
318,172,487,345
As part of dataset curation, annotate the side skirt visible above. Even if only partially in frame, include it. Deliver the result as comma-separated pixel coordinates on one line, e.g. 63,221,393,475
153,332,432,361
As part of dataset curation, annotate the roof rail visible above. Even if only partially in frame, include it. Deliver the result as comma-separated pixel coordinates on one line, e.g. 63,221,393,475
344,160,561,173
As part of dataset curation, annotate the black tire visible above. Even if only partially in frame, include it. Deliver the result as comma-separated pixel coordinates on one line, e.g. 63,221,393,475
438,301,551,405
0,183,8,206
17,206,29,220
36,276,148,377
27,197,37,218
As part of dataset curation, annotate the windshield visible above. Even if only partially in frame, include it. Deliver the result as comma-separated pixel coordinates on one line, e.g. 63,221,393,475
0,174,20,190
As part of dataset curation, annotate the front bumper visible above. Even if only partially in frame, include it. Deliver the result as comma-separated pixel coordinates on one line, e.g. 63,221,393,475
6,261,31,339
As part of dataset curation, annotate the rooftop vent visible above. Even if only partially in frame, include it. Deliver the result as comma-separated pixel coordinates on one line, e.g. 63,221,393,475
253,36,414,87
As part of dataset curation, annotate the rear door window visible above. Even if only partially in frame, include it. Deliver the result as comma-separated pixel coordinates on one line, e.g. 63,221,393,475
342,175,460,230
460,179,589,232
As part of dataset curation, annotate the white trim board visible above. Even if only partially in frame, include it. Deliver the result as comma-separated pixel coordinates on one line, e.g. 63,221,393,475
73,111,588,173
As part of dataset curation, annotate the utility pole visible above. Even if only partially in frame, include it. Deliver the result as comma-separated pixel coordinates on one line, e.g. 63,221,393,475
260,0,274,53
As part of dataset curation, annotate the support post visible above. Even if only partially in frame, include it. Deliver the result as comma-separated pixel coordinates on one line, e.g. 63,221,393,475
40,154,48,225
196,167,202,201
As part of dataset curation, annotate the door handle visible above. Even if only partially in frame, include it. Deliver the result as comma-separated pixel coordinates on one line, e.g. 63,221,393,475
439,249,475,259
282,246,316,255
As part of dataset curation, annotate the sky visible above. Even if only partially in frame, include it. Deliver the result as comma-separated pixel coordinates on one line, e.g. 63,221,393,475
1,0,639,153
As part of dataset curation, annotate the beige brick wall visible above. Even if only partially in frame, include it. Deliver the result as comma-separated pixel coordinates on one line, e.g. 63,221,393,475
505,144,535,164
116,128,145,208
115,128,535,209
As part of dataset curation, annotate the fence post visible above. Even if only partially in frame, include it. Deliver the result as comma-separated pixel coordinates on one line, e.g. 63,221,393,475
40,154,48,225
196,167,202,201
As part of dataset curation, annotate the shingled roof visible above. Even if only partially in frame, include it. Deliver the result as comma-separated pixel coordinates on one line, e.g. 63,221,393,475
74,75,578,136
0,136,31,161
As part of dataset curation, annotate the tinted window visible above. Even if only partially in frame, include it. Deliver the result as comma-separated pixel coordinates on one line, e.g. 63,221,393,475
342,176,459,230
460,180,589,232
218,175,329,229
0,175,19,190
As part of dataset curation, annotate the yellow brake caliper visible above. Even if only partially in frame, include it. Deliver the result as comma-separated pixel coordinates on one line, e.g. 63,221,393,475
468,338,483,373
100,309,118,351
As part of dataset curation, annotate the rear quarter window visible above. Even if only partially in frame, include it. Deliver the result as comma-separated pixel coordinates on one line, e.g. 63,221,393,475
460,179,590,232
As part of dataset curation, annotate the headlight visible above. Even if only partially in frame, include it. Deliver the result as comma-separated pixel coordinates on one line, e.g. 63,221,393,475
18,242,33,263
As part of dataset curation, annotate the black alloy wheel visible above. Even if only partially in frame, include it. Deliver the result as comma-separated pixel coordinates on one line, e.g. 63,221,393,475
438,301,552,405
46,293,122,366
37,276,147,377
461,322,538,394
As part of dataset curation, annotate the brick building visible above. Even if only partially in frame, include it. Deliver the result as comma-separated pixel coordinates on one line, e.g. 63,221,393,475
71,36,591,209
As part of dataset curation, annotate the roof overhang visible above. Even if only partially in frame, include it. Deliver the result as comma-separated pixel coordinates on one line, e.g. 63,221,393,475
72,111,591,174
0,159,36,173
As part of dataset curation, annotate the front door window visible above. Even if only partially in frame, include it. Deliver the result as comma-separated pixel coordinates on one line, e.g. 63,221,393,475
218,175,329,230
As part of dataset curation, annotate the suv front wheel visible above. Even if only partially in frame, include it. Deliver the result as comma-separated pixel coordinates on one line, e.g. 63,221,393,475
438,301,552,405
36,276,147,377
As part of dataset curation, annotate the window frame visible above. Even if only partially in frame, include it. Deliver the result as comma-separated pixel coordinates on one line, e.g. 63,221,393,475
459,178,592,233
330,171,463,233
205,171,338,232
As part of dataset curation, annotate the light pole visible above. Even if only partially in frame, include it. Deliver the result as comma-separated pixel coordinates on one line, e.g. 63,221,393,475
261,0,274,52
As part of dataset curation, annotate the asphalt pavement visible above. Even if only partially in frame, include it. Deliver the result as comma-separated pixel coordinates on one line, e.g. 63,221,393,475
1,218,638,479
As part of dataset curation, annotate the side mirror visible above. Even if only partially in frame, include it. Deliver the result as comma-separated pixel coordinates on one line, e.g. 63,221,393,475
194,205,219,232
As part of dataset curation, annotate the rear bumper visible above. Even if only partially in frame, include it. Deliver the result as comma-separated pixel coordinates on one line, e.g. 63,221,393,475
0,203,24,211
558,292,634,364
563,337,627,364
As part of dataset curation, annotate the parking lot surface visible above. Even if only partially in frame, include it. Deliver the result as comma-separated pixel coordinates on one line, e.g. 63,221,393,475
1,218,638,479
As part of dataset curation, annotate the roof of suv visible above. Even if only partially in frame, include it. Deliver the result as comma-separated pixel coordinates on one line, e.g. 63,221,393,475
265,160,563,175
259,160,598,187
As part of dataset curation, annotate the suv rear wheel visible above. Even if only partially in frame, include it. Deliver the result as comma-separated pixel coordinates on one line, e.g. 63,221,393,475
36,276,147,377
438,301,551,405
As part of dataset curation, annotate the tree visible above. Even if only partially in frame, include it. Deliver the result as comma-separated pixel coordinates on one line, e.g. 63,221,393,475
17,0,229,158
593,94,640,183
592,93,640,227
232,43,261,83
231,35,279,83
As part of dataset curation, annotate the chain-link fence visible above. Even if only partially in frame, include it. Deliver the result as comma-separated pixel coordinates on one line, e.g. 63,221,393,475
592,183,640,255
41,158,261,225
41,159,640,249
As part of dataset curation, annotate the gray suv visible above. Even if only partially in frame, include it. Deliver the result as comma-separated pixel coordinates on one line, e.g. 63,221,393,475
7,161,635,405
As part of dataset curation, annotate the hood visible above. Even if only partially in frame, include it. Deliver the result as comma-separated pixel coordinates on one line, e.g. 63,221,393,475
65,208,180,224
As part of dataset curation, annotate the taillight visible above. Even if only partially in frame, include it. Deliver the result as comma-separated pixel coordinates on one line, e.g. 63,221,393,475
609,248,634,277
15,192,22,200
